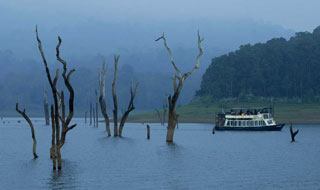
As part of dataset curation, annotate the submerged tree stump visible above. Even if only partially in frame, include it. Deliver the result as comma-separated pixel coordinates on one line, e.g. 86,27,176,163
93,105,96,127
90,103,93,126
290,124,299,142
85,111,87,124
146,124,150,140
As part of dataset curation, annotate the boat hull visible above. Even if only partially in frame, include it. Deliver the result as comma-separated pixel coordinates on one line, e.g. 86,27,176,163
215,124,285,131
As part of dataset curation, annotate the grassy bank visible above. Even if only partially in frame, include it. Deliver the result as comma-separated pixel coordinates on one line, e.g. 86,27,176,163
130,101,320,124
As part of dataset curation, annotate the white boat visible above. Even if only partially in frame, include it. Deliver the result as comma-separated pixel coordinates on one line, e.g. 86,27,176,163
215,107,284,131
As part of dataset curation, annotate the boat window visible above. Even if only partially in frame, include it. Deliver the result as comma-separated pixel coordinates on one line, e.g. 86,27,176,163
242,121,246,126
263,114,269,119
255,121,258,126
238,121,241,126
250,121,254,126
267,120,272,124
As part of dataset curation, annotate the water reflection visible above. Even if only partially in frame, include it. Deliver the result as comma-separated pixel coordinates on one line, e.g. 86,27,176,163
46,160,79,190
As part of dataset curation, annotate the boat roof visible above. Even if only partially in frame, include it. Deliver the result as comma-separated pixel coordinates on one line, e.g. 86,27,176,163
230,107,271,112
216,107,272,116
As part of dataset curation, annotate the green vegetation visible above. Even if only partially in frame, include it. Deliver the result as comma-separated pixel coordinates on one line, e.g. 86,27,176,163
132,26,320,125
197,26,320,102
130,100,320,124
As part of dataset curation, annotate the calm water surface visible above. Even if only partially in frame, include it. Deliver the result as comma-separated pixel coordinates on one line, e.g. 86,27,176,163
0,118,320,189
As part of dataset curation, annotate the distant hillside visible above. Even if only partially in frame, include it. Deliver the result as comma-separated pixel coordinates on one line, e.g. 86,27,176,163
0,19,295,116
197,26,320,102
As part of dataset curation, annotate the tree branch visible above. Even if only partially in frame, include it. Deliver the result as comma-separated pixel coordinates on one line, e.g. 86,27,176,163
55,36,75,128
16,103,38,159
156,33,181,76
183,31,204,80
118,82,139,137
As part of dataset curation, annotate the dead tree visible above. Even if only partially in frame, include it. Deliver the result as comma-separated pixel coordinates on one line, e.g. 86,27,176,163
112,55,120,136
93,104,96,127
118,83,138,137
155,109,162,124
155,101,167,125
50,105,55,159
43,90,50,125
95,90,99,128
16,103,38,159
146,124,150,140
156,31,204,143
98,60,111,136
90,103,93,125
290,124,299,142
176,114,179,129
85,111,87,124
36,27,76,170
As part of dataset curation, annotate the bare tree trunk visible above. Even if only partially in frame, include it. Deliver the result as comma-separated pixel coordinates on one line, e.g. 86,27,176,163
156,31,203,143
96,103,98,127
36,27,60,169
112,55,120,136
176,114,179,129
50,105,56,169
155,109,162,124
36,28,77,170
50,105,55,158
56,36,77,170
146,124,150,140
98,60,111,136
90,103,92,126
93,104,96,127
290,124,299,142
119,83,138,137
95,90,99,128
85,111,87,124
166,108,177,142
43,90,50,125
99,97,111,136
16,103,38,159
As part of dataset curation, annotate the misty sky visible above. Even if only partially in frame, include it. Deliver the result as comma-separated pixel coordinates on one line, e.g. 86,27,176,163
1,0,319,31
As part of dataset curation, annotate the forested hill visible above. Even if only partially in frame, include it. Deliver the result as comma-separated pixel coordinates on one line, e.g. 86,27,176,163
197,26,320,102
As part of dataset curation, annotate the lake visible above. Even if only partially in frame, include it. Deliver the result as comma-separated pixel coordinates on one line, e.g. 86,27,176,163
0,118,319,189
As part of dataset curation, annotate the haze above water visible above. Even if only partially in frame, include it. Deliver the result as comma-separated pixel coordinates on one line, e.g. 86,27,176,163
2,0,320,113
0,119,320,189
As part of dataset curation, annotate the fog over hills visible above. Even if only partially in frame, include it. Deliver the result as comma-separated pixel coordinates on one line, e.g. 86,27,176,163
0,1,298,115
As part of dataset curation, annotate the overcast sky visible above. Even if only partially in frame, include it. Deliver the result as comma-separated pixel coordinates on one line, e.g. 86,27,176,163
1,0,319,31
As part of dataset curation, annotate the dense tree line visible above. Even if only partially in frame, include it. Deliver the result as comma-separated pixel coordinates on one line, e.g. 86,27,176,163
197,26,320,102
0,49,203,115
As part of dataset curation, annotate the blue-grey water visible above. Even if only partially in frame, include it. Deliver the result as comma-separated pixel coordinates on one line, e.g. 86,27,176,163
0,118,320,190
